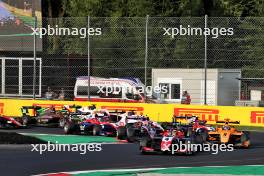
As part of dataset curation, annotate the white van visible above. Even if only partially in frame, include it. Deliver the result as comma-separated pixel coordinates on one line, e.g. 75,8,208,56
74,76,145,102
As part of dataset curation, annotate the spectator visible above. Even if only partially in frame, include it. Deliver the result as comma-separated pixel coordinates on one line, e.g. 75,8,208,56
181,90,191,104
58,88,65,100
45,87,55,100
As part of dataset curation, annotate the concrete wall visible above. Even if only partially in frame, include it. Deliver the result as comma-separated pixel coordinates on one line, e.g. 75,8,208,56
152,69,218,105
152,69,241,105
217,70,241,105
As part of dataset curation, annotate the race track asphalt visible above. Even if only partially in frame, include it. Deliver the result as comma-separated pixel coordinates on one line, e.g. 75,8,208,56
0,127,263,176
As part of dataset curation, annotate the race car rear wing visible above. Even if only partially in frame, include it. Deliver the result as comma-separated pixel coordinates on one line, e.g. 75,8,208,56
172,115,198,123
107,109,126,114
22,106,42,110
68,105,83,109
216,120,240,124
127,116,149,121
21,106,42,113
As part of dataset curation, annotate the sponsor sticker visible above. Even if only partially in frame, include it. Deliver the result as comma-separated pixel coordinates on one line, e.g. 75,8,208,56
174,108,219,122
251,111,264,124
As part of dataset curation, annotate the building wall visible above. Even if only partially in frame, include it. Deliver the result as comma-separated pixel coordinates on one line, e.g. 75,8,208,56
217,70,241,105
152,69,241,105
152,69,218,105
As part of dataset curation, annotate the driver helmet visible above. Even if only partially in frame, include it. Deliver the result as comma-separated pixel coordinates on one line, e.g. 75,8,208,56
222,125,230,130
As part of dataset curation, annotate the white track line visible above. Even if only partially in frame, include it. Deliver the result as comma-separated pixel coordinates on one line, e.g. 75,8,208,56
33,165,264,176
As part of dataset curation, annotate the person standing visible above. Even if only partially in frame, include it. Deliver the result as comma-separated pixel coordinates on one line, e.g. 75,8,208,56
181,90,191,104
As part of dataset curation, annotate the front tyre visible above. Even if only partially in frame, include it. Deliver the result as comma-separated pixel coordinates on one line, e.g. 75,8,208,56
59,118,66,128
117,126,127,140
93,125,101,136
64,122,75,134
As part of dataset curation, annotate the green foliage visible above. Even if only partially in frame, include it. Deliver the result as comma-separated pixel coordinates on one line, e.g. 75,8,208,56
42,0,264,80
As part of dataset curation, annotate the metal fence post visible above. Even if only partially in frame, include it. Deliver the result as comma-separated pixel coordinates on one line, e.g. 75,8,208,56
33,16,37,99
1,58,5,95
87,16,91,101
204,14,208,105
144,15,149,102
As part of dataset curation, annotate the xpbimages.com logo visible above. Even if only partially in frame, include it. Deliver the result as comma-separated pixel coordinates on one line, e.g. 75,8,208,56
163,25,234,38
31,141,102,154
31,25,102,38
162,141,234,155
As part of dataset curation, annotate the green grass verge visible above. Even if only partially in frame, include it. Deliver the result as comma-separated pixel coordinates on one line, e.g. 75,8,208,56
22,133,118,144
0,132,47,144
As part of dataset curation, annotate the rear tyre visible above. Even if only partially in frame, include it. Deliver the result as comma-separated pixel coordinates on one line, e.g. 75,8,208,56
117,126,127,140
126,127,135,142
241,132,250,148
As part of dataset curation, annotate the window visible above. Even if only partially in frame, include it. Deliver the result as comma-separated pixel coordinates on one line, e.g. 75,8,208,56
90,86,101,96
126,92,134,99
159,83,170,99
77,86,88,96
171,84,181,99
158,82,181,100
125,91,142,100
99,87,122,99
77,86,100,96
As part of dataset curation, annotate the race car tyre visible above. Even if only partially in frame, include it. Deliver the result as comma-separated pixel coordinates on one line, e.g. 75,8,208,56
201,131,208,142
117,126,127,140
192,134,203,144
126,127,135,142
64,122,75,134
186,127,193,137
22,116,29,125
185,139,195,155
0,123,4,128
59,118,66,128
196,128,208,142
93,125,101,136
140,136,151,147
139,137,151,154
241,132,250,148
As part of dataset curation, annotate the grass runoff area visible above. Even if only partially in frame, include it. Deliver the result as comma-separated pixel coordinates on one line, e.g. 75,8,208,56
0,132,118,144
0,132,47,144
22,133,118,144
47,165,264,176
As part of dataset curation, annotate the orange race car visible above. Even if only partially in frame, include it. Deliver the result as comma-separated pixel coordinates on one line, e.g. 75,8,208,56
208,119,250,148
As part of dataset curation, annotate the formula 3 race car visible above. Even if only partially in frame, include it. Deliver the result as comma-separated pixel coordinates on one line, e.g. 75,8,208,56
0,115,26,129
208,119,250,148
63,109,119,136
139,125,205,155
21,105,78,127
116,112,164,142
161,115,214,142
